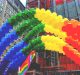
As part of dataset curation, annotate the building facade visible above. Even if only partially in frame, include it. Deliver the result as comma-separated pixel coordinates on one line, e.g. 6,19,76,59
0,0,25,25
26,0,80,20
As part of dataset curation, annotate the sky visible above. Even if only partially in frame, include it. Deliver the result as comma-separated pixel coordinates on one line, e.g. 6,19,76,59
20,0,27,6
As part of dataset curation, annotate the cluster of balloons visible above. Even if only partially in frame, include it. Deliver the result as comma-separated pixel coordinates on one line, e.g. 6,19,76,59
0,8,80,75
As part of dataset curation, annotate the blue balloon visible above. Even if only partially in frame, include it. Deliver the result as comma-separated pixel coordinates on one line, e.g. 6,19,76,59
3,51,26,75
4,40,27,61
0,21,13,40
0,41,27,74
0,31,18,55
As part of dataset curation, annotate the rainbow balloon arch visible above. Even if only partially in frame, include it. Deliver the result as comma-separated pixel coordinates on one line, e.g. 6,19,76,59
0,8,80,75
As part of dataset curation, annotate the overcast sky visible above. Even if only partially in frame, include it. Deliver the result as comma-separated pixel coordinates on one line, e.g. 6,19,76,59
20,0,26,6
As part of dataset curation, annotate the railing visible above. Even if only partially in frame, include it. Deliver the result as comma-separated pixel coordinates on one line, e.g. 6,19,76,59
26,70,42,75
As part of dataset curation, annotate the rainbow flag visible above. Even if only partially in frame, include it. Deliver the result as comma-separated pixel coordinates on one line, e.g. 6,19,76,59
18,51,36,75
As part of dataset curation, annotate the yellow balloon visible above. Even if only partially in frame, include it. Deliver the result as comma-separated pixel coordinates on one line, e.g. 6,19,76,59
35,8,68,31
44,25,67,40
44,42,64,54
41,35,66,47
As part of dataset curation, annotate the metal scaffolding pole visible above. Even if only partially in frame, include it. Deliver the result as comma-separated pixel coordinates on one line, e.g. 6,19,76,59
63,0,69,18
53,0,56,12
50,0,56,12
44,0,47,9
75,0,80,21
36,52,39,63
38,0,40,8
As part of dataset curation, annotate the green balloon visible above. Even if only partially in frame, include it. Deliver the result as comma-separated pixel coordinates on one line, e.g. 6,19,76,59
22,37,42,55
16,18,41,36
23,23,45,43
8,8,36,26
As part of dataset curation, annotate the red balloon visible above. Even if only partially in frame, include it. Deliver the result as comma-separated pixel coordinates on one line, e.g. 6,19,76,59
63,46,80,65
